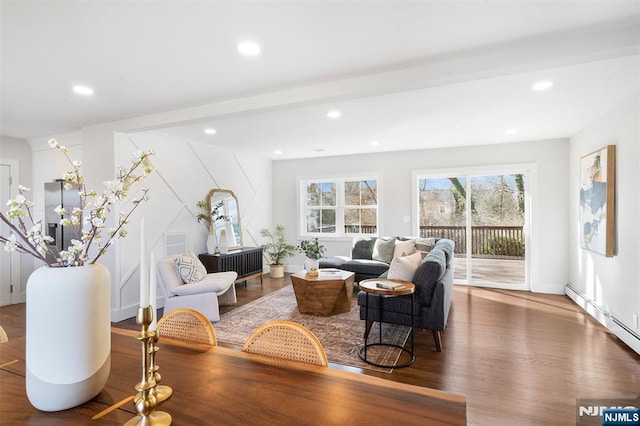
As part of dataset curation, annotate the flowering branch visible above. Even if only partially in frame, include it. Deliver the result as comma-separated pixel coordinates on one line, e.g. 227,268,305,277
0,185,53,264
1,139,154,267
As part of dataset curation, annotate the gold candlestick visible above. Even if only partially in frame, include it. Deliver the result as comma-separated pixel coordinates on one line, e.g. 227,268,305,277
125,306,171,426
149,331,173,402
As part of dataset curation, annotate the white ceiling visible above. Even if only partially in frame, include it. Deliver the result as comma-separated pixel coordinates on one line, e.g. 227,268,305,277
1,1,639,159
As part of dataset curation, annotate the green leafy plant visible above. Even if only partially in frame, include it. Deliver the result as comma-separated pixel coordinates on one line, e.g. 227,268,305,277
479,236,525,257
196,200,229,226
259,225,296,265
297,238,326,260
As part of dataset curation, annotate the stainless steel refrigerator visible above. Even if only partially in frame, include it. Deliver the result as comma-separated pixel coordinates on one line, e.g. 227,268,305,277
44,181,82,264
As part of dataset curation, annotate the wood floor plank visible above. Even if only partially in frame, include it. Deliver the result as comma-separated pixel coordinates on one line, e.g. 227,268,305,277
1,274,638,425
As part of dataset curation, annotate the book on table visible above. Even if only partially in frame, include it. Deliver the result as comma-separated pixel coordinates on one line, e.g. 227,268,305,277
318,269,342,276
375,281,405,290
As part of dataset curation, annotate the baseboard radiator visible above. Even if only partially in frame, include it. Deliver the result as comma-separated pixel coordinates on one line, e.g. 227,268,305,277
565,283,640,355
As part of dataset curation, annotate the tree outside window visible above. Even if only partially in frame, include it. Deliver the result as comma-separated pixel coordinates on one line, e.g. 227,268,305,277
302,178,378,236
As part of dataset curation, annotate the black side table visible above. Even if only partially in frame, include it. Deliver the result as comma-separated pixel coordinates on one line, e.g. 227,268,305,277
358,279,416,368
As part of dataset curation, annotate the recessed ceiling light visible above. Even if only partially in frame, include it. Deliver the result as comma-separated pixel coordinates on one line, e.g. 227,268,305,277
238,41,261,56
313,148,326,152
531,81,553,91
73,85,94,95
274,150,283,155
370,141,380,146
504,129,518,135
204,128,217,135
326,110,341,119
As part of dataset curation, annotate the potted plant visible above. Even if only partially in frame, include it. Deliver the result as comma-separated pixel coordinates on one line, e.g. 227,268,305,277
0,139,153,411
298,238,326,277
260,225,296,278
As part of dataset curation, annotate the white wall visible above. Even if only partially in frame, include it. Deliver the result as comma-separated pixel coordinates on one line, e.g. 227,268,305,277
24,129,272,321
568,90,640,350
109,131,272,321
273,138,570,294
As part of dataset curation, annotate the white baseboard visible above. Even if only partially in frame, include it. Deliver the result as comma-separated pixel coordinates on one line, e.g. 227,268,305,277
565,284,640,355
110,297,165,323
285,264,303,273
110,305,139,323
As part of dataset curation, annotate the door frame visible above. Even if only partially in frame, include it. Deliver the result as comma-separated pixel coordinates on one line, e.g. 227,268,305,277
412,162,536,291
0,158,24,305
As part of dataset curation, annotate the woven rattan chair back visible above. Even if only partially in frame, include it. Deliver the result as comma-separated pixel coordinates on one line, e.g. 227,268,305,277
241,320,328,367
0,325,7,343
157,308,217,351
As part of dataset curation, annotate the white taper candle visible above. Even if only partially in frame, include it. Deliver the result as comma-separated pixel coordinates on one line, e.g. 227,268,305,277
140,218,149,308
149,251,157,331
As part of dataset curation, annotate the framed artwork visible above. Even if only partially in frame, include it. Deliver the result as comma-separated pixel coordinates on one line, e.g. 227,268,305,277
579,145,616,257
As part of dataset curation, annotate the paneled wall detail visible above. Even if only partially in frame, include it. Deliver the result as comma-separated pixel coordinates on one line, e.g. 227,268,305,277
112,131,272,320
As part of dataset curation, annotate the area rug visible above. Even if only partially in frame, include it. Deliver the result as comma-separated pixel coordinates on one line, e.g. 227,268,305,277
214,285,411,372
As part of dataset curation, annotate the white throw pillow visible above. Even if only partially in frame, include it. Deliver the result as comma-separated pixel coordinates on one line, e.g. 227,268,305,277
173,251,207,284
393,239,416,259
387,252,422,282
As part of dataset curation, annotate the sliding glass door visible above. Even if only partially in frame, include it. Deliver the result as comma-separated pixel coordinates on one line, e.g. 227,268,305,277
417,169,528,289
418,176,468,281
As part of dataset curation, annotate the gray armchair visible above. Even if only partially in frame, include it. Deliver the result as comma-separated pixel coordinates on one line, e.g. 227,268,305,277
357,239,455,351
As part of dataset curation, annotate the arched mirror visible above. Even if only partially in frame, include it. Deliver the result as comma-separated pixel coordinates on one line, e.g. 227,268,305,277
207,189,242,252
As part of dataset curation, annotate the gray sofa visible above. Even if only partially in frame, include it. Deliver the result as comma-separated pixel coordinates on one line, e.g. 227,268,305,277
319,236,437,282
356,238,455,351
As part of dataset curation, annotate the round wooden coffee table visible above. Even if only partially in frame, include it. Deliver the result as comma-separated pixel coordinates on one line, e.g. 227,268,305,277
358,278,416,368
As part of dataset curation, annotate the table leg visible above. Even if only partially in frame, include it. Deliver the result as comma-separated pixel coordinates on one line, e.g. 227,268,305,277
364,292,369,360
358,292,415,368
378,294,383,345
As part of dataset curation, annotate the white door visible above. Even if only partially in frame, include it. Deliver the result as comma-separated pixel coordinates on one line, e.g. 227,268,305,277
0,164,13,305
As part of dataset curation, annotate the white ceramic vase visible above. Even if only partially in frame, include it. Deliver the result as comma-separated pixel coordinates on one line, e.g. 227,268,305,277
219,229,229,254
26,263,111,411
206,226,217,254
305,258,320,276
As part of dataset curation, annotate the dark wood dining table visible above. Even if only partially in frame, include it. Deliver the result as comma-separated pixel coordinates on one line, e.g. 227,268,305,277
0,328,466,425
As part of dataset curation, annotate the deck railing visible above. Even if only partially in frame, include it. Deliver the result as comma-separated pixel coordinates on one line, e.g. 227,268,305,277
420,225,525,258
343,225,525,258
344,225,377,234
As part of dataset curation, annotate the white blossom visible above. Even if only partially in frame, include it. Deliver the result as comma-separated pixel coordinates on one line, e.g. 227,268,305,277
48,139,58,148
3,235,18,252
104,180,123,192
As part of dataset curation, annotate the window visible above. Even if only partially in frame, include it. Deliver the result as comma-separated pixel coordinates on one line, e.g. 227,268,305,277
301,177,378,237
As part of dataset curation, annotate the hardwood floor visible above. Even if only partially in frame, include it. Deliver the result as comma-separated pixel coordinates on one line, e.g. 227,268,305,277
1,274,638,425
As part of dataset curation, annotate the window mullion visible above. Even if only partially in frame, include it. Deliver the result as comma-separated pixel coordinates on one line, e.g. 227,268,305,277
336,179,345,236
